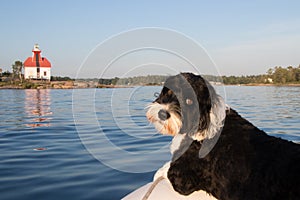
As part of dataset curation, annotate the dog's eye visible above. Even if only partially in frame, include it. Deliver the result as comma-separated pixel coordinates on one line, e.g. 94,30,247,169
186,98,193,105
154,92,160,97
167,90,173,95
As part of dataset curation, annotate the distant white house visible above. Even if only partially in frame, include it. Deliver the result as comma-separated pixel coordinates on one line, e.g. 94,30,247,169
265,78,273,83
24,44,51,80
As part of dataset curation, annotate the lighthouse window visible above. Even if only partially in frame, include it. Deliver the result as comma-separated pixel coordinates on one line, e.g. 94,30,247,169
44,71,47,76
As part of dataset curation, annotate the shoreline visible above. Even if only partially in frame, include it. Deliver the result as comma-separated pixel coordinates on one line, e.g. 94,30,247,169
1,81,300,89
0,81,136,89
236,83,300,87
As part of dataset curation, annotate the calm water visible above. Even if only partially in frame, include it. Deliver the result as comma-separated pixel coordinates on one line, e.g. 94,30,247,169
0,86,299,200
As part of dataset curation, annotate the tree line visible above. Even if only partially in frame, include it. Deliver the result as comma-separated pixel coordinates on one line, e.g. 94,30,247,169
267,66,300,84
97,65,300,86
98,75,167,86
2,60,299,85
222,65,300,85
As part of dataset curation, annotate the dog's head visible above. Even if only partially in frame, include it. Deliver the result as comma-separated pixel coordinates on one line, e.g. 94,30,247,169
146,73,226,141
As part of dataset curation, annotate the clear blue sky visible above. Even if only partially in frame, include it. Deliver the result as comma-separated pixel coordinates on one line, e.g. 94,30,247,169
1,0,299,77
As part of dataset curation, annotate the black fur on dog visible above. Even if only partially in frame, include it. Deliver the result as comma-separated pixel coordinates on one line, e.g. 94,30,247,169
149,73,300,200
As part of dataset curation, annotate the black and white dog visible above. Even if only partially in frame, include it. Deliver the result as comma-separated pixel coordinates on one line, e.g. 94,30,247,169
146,73,300,200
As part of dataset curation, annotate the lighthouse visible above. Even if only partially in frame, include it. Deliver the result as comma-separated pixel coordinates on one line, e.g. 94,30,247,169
24,44,51,81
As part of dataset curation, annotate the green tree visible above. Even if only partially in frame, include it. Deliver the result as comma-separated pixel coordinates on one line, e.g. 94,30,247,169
286,66,295,82
111,77,120,85
12,60,23,82
267,68,273,76
294,65,300,82
273,66,288,84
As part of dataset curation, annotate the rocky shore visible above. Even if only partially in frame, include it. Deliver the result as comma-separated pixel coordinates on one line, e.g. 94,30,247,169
0,80,132,89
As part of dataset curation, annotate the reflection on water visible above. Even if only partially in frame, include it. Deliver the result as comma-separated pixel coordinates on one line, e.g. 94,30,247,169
25,89,52,127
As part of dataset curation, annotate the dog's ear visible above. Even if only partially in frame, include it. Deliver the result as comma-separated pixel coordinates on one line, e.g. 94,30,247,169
193,89,226,141
205,94,226,139
196,94,226,158
182,73,226,141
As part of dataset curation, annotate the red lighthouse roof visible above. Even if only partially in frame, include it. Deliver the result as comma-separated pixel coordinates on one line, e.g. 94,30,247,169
24,44,51,68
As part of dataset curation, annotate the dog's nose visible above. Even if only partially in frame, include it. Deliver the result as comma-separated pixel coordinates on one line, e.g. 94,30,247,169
158,109,170,121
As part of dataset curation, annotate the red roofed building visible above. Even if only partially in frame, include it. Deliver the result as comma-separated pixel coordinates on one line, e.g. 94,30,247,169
24,44,51,80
